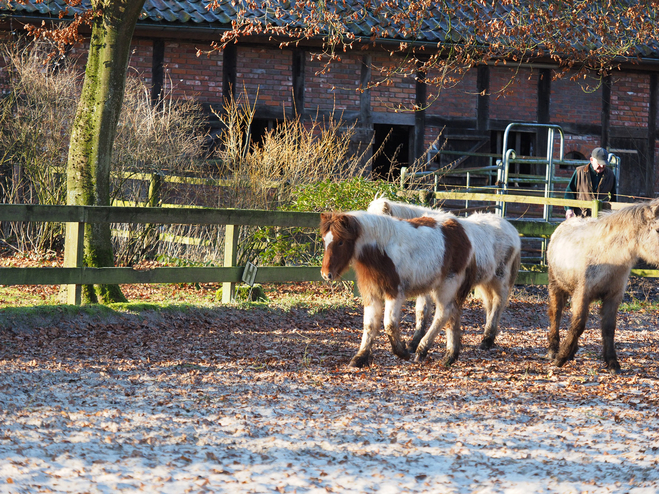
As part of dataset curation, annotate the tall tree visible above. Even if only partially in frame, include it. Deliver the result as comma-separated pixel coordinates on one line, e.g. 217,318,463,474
64,0,146,303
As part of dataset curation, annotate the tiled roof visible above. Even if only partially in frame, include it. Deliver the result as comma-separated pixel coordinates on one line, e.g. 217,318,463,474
0,0,498,44
1,1,657,58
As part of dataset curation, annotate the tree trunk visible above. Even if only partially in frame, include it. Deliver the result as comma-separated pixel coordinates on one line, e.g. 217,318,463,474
66,0,146,304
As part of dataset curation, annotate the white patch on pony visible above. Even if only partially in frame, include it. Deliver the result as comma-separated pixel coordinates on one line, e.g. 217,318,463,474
323,230,334,249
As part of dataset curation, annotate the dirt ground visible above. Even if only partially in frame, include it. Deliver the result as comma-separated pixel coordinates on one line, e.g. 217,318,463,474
1,275,659,493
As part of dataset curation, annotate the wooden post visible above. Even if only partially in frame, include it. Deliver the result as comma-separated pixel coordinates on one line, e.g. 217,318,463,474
148,172,162,207
63,220,84,305
592,199,601,218
222,224,239,303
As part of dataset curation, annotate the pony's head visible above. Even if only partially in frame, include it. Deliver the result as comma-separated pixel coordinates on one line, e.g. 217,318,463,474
637,200,659,265
320,212,361,281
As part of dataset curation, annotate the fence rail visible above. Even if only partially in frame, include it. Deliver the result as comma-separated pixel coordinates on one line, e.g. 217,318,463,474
1,197,657,305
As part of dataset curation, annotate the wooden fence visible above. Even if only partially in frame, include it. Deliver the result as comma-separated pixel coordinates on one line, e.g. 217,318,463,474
1,193,656,305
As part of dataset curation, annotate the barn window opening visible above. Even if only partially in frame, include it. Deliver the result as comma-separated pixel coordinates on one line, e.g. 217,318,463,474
372,124,411,181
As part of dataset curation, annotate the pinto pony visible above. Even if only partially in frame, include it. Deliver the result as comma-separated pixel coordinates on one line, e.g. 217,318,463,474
367,197,521,351
320,210,475,367
547,199,659,372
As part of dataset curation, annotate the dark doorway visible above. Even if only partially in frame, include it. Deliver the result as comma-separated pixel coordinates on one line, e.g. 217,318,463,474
372,124,411,181
250,118,281,146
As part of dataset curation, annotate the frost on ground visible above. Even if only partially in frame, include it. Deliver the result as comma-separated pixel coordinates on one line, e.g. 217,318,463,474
0,286,658,494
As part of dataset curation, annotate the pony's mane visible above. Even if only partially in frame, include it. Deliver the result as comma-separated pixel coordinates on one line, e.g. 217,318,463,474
348,210,407,243
367,197,445,219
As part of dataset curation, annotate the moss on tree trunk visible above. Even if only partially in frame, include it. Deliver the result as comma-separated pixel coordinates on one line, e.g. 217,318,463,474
66,0,146,304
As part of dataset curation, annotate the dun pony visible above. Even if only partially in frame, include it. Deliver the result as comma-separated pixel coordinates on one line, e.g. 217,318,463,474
368,197,521,352
320,210,475,367
547,199,659,372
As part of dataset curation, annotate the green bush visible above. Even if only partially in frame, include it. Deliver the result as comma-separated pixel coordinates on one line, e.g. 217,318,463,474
252,177,415,266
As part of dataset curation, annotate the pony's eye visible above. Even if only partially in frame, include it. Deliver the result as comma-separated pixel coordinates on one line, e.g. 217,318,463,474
338,241,344,246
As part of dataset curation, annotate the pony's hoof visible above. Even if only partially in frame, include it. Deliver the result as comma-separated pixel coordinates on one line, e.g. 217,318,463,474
443,353,458,367
413,352,426,363
394,349,411,361
546,349,558,360
348,355,370,368
553,357,567,368
605,361,621,374
479,338,494,350
407,341,419,353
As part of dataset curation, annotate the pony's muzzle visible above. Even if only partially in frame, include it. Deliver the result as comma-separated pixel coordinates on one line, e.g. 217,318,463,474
321,271,332,281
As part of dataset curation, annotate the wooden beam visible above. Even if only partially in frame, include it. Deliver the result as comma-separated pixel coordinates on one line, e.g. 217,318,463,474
476,65,489,132
360,54,372,127
222,44,237,103
602,75,611,148
292,48,305,117
151,38,164,105
414,66,427,164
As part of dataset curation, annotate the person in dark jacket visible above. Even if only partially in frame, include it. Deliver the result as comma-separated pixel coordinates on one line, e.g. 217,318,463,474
564,147,616,219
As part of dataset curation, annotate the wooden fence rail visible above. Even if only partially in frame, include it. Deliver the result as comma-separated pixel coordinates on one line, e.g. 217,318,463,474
1,197,656,306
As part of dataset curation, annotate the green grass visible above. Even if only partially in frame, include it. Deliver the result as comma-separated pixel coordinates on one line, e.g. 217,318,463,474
619,297,659,312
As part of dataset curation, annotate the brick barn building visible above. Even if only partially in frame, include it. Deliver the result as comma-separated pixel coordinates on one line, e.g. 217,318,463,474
2,1,659,201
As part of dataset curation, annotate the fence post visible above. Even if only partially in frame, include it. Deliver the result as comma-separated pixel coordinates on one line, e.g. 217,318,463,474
148,172,162,207
592,199,601,218
63,219,84,305
222,224,238,303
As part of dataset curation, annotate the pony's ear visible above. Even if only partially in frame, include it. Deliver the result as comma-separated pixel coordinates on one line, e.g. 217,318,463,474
382,202,391,215
648,202,659,220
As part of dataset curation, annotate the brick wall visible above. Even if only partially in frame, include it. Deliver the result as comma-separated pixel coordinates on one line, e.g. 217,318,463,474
490,67,536,122
236,46,292,108
370,53,416,113
610,73,650,128
550,71,601,125
128,38,153,85
163,41,223,103
426,69,477,119
306,53,360,113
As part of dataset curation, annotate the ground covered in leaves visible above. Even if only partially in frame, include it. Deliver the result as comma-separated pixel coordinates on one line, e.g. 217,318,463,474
1,255,659,492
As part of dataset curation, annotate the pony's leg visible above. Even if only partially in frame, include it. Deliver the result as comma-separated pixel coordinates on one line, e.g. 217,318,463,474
479,283,504,350
547,275,568,360
383,297,410,360
600,295,622,373
443,302,464,366
416,286,465,365
554,289,590,367
349,299,383,368
408,294,432,353
413,301,452,364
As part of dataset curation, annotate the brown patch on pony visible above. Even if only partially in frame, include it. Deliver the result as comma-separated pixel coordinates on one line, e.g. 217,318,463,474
496,246,515,278
406,216,437,229
440,218,472,278
354,245,401,300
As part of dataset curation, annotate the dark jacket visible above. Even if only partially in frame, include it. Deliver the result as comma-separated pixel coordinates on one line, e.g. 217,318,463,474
564,164,616,217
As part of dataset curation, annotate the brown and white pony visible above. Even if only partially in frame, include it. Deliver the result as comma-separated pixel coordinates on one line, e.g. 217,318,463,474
367,197,521,352
547,199,659,372
320,210,475,367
